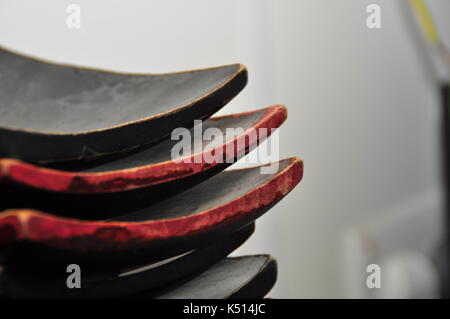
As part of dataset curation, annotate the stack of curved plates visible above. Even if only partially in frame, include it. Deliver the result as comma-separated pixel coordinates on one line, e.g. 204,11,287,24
0,46,303,299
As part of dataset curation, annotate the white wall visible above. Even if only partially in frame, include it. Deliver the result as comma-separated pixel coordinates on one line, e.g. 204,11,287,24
0,0,447,298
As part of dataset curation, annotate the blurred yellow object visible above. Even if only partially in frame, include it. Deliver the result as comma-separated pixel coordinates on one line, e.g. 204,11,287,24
408,0,439,45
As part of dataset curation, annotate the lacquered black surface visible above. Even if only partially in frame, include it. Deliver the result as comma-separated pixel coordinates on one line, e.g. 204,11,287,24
148,255,277,299
46,109,264,173
0,47,247,163
0,224,254,299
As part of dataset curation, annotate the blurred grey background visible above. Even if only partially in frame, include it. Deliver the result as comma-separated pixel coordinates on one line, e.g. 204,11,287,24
1,0,449,298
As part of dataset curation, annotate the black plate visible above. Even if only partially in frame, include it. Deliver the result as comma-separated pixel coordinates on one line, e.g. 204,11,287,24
0,46,247,163
0,105,286,193
0,224,254,299
147,255,277,299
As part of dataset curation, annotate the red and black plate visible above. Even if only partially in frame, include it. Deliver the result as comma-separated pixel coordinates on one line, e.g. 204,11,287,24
0,105,286,194
0,158,303,273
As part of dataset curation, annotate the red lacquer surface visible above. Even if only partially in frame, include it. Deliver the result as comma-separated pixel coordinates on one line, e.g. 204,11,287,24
0,158,303,252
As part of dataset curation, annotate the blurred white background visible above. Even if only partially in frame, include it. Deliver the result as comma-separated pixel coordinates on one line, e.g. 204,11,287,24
1,0,449,298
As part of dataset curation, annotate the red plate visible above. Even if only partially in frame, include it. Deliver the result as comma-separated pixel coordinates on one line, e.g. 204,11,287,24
0,158,302,271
